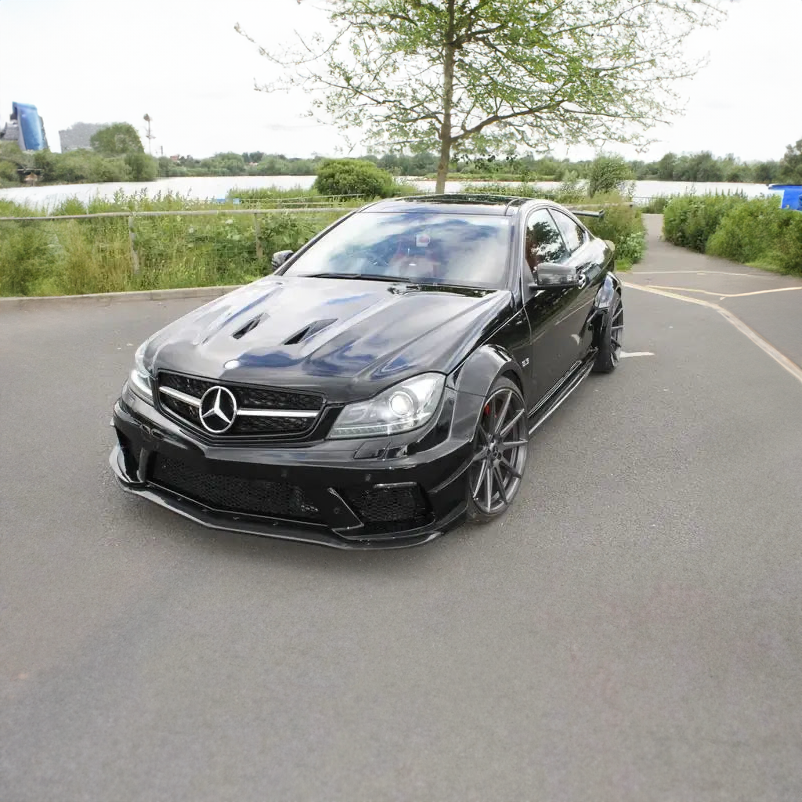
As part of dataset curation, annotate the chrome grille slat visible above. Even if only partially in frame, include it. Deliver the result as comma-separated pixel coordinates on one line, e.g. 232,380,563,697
237,408,317,419
159,386,201,407
155,371,324,439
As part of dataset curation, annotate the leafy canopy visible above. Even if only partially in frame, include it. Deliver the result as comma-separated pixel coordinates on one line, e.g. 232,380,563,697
779,138,802,184
240,0,727,190
314,158,396,198
90,123,144,157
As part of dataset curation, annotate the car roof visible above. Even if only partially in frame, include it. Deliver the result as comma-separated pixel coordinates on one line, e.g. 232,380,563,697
364,194,551,217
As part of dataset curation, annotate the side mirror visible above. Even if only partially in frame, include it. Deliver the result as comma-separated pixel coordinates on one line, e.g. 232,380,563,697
530,262,580,289
271,250,294,270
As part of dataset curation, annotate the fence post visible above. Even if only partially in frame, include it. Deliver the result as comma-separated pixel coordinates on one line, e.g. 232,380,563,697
253,212,263,260
127,214,140,273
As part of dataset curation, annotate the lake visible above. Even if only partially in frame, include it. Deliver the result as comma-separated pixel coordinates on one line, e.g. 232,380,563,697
0,174,772,209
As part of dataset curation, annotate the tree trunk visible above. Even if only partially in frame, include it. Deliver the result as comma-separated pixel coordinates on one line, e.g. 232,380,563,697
435,134,451,195
435,0,456,194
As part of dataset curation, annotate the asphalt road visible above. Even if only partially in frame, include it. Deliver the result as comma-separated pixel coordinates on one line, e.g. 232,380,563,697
2,220,802,801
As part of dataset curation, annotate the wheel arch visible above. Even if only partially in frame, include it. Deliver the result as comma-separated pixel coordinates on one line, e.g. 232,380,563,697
589,272,622,347
449,345,527,443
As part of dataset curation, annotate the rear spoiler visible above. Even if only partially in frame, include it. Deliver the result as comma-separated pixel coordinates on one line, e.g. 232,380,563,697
571,209,605,220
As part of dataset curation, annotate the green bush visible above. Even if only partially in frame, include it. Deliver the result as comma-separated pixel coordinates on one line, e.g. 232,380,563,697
585,205,646,268
662,194,802,275
0,223,57,295
0,159,19,184
0,187,651,295
641,196,672,214
314,159,396,198
706,197,802,273
462,182,559,200
662,194,746,253
125,152,159,181
587,154,634,198
0,205,348,296
706,198,784,265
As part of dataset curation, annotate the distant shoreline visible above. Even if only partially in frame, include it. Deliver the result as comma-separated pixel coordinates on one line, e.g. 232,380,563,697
0,175,772,209
1,173,776,189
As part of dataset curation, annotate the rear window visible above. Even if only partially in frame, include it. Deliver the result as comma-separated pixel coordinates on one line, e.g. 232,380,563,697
550,210,586,254
284,212,512,289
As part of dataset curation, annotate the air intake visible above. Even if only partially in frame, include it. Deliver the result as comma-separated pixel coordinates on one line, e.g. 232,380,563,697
232,314,265,339
283,319,336,345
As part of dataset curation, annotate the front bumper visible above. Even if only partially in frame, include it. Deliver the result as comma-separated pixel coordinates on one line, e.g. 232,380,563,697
110,391,473,550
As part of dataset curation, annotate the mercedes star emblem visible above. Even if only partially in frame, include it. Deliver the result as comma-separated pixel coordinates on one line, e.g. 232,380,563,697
199,386,238,433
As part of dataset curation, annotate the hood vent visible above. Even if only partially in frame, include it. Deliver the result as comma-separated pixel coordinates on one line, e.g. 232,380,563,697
232,313,266,340
283,318,336,345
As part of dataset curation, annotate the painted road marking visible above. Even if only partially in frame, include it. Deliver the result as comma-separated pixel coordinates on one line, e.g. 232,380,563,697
631,270,773,278
622,282,802,388
632,284,802,300
620,351,655,358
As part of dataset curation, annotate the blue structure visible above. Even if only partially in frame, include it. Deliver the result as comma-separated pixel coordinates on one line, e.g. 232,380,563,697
0,102,48,151
768,184,802,212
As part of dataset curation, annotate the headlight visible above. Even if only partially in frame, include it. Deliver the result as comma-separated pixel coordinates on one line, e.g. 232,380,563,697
328,373,445,439
128,341,153,403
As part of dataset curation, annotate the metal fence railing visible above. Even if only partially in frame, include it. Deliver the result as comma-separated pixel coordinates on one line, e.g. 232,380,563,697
0,207,350,273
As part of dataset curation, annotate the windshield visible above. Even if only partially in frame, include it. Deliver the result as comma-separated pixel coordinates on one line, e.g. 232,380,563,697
283,212,511,289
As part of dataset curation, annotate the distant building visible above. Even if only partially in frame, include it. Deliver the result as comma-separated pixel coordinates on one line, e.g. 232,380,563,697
58,122,110,152
0,102,48,151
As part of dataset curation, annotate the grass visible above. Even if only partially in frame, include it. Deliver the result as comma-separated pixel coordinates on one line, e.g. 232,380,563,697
0,192,348,296
0,187,646,297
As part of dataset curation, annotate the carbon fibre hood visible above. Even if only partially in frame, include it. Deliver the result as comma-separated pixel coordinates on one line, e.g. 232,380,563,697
142,276,514,403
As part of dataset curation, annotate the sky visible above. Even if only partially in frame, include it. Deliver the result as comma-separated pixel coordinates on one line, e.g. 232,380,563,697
0,0,799,162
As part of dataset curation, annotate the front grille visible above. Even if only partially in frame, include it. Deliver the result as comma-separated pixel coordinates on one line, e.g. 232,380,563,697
343,485,429,531
159,373,214,399
161,396,202,427
150,455,322,522
156,371,324,439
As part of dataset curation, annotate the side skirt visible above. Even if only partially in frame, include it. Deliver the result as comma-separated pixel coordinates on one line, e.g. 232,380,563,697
527,354,596,437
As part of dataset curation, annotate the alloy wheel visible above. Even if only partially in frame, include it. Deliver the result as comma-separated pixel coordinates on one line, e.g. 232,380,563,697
469,387,528,515
610,297,624,365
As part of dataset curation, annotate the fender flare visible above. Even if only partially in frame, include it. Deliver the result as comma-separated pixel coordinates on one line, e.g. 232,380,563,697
449,345,526,443
594,271,622,310
589,272,622,346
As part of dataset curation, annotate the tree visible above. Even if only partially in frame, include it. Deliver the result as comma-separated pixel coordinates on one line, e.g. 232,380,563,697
657,153,678,181
779,138,802,184
753,161,779,185
314,158,396,197
239,0,726,192
90,123,144,156
125,151,159,181
587,154,633,197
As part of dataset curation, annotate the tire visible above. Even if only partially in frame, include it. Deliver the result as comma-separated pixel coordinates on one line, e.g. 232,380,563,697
593,291,623,373
466,377,529,524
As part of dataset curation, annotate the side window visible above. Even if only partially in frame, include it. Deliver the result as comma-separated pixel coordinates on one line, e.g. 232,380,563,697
524,209,568,271
550,210,586,254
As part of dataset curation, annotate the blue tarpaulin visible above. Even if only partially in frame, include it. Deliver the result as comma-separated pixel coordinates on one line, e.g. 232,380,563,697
768,184,802,212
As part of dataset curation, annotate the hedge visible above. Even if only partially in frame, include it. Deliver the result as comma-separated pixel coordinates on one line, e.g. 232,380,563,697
662,194,802,274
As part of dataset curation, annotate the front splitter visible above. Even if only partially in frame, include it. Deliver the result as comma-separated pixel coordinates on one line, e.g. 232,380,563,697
109,446,450,550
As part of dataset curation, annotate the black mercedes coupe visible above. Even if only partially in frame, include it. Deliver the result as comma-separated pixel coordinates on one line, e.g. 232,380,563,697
110,195,623,548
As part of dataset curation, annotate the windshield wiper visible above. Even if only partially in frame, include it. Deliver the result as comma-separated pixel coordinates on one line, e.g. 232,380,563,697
304,272,414,283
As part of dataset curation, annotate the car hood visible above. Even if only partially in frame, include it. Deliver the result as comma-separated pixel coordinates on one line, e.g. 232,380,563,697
144,276,514,402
